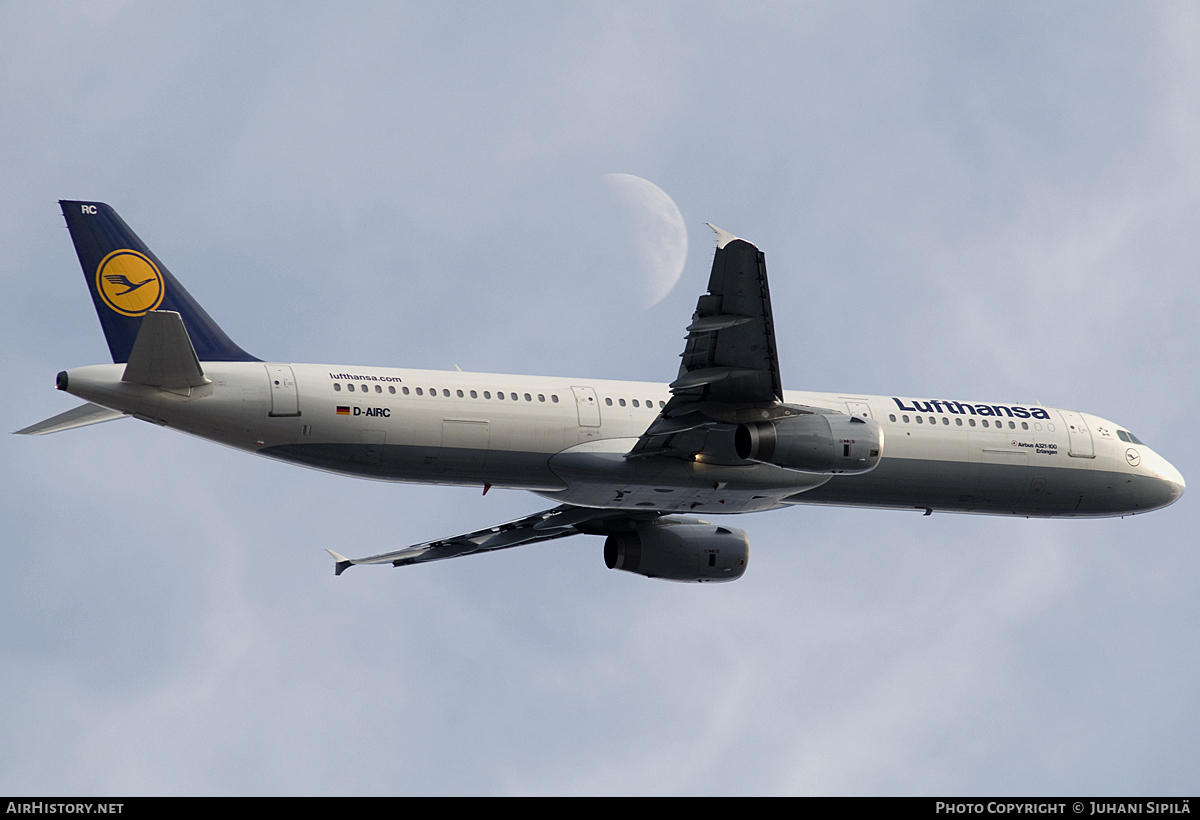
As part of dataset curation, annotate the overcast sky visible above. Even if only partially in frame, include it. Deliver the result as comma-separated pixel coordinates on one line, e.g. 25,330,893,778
2,1,1198,796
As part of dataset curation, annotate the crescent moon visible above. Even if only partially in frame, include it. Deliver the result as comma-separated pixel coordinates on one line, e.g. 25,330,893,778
603,173,689,309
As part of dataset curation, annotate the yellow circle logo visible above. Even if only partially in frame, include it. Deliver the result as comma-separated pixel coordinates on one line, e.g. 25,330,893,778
96,250,165,316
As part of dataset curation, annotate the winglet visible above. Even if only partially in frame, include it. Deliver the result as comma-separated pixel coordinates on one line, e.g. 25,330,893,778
706,223,740,249
326,549,354,576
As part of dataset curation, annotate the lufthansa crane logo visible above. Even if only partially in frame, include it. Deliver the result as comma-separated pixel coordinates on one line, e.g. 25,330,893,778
95,250,165,316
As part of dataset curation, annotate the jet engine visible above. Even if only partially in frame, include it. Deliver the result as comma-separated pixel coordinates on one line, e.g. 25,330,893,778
735,413,883,474
603,520,749,582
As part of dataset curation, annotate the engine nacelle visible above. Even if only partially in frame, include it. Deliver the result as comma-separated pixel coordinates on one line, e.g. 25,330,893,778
735,413,883,474
604,520,749,582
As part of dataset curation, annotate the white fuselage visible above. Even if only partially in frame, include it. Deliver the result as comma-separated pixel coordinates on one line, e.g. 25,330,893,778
60,361,1186,519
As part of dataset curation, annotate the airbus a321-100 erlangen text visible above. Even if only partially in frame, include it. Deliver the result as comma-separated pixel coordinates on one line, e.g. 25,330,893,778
20,201,1185,582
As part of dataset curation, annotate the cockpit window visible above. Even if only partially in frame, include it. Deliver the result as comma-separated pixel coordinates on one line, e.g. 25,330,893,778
1117,429,1145,445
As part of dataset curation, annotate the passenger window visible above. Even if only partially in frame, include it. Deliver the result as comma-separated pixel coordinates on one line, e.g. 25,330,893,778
389,386,396,394
605,397,612,406
416,387,423,396
443,389,450,397
511,393,518,401
470,390,478,399
484,391,491,399
1009,421,1016,429
619,398,626,407
552,395,559,403
942,417,949,425
1021,422,1028,430
402,386,410,395
969,418,976,427
916,416,923,424
497,392,504,400
538,394,545,402
632,399,639,408
955,418,962,426
333,383,341,391
902,415,909,423
375,385,382,393
889,414,897,422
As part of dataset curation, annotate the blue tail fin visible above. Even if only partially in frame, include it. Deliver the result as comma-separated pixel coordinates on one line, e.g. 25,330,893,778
60,200,259,363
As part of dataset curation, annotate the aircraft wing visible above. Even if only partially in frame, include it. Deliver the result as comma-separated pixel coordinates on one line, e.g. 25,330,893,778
325,505,657,574
672,224,783,406
628,224,791,460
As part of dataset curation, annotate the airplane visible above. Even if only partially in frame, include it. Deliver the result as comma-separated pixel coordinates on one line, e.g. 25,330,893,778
18,201,1185,582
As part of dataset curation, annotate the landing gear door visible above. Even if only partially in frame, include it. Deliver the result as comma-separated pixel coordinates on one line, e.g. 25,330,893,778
266,365,301,417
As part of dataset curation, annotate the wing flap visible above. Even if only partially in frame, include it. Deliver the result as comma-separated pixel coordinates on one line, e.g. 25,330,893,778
669,366,760,390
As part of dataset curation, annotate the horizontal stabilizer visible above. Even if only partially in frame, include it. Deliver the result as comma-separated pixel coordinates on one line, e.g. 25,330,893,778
122,310,210,390
15,402,127,435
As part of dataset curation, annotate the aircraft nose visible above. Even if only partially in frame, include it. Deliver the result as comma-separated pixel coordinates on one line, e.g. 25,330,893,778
1163,461,1185,504
1144,456,1185,510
